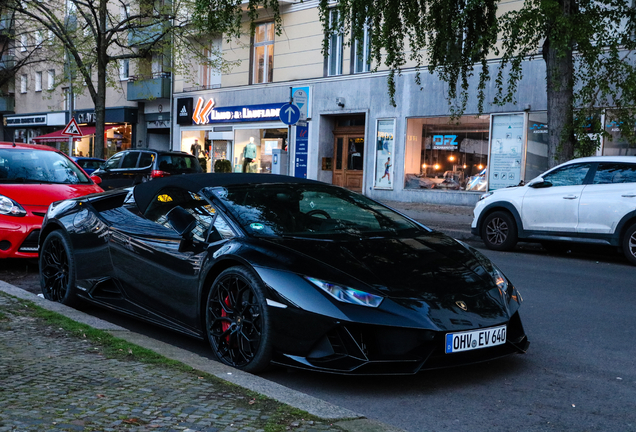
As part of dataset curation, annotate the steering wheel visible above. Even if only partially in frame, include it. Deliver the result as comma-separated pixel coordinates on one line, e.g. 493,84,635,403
305,209,331,219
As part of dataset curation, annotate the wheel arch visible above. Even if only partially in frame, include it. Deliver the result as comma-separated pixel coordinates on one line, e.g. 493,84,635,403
39,221,68,249
199,257,256,329
477,201,525,238
615,210,636,246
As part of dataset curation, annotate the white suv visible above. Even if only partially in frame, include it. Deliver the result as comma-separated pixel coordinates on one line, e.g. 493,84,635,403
471,156,636,265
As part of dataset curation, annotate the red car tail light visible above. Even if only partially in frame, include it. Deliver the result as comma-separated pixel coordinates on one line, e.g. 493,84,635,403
150,170,171,178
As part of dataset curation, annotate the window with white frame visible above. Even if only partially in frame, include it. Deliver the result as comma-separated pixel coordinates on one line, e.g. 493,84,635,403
20,33,27,52
20,74,27,93
63,88,76,110
35,31,43,48
119,59,129,80
35,72,42,91
353,22,371,73
327,9,343,76
200,39,221,88
252,22,274,84
47,69,55,90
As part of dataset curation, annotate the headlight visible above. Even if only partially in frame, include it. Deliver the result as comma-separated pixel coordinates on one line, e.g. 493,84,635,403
478,191,494,201
305,277,383,308
0,195,27,216
457,240,516,301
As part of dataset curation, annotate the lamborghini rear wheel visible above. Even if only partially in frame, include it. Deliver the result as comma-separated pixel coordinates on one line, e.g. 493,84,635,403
205,266,272,373
40,230,80,307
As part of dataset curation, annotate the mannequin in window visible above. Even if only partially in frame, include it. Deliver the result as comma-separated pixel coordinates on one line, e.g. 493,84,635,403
190,139,202,158
242,137,257,173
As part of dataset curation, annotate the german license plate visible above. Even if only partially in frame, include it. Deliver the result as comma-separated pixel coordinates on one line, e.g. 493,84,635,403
445,325,507,354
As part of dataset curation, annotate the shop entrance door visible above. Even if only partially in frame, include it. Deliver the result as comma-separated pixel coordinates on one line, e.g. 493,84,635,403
333,134,364,192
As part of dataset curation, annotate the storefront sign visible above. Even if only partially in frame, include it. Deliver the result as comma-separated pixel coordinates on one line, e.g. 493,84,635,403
374,119,395,189
177,98,193,125
5,115,47,126
432,134,458,150
294,124,308,178
488,114,524,190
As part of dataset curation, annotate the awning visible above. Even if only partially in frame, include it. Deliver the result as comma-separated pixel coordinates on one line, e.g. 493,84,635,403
32,125,118,143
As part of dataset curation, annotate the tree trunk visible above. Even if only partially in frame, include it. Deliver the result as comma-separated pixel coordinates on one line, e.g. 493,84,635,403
93,0,108,160
544,3,576,168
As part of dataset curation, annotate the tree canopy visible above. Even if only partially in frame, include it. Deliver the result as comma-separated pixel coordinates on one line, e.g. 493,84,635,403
6,0,227,158
195,0,636,166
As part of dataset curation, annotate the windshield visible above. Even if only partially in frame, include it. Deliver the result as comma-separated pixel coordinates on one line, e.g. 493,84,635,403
0,148,91,184
208,183,426,239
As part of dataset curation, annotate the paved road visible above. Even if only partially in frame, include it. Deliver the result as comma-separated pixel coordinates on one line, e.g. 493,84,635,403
21,243,633,432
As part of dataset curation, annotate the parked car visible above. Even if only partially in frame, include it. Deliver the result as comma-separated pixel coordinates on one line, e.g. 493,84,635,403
472,156,636,264
71,156,105,175
0,142,103,259
39,173,528,374
91,149,203,190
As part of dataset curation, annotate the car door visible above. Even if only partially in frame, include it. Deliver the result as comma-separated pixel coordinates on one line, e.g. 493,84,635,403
95,152,124,190
108,186,233,329
521,162,593,232
577,162,636,234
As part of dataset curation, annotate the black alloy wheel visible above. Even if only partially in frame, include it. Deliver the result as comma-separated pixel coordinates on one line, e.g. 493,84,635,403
206,266,272,373
622,223,636,266
39,230,80,307
482,211,518,251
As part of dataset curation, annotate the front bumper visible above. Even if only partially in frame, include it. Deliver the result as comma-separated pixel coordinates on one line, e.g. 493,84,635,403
272,311,529,375
0,214,43,258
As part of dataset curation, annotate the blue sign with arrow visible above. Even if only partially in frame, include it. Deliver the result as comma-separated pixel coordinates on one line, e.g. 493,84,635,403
280,103,301,125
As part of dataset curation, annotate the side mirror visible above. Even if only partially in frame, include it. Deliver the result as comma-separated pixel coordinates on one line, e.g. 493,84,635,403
166,206,196,238
529,179,553,189
90,175,102,185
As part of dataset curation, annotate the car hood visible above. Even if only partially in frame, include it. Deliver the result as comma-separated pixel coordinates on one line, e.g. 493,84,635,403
1,184,103,206
262,231,496,301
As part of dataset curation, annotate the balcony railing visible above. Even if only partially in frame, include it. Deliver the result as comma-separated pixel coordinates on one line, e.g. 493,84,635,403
128,23,169,46
127,73,171,101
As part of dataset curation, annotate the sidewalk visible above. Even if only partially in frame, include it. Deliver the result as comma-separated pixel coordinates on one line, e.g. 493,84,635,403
379,200,478,242
0,283,405,432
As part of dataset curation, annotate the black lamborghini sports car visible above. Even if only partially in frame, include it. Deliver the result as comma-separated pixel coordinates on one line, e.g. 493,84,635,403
39,173,529,374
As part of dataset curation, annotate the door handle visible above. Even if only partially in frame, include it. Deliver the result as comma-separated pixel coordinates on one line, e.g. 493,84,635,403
622,194,636,198
563,195,578,199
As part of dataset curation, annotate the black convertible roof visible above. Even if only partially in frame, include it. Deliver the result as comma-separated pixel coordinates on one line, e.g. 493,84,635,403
133,173,321,215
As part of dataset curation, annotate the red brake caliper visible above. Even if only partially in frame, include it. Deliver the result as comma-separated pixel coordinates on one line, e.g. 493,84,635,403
221,295,231,342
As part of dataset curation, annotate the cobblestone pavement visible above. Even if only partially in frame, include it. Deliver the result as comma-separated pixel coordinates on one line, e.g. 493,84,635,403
0,294,345,432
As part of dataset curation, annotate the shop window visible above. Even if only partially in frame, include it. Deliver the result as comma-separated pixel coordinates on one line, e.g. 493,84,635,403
404,116,490,192
603,110,636,156
327,9,343,76
252,22,274,84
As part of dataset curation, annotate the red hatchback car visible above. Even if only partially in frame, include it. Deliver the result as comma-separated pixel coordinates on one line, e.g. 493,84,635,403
0,142,103,258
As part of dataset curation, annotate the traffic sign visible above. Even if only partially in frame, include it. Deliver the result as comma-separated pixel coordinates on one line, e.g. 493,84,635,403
61,118,83,137
292,87,308,120
280,103,301,125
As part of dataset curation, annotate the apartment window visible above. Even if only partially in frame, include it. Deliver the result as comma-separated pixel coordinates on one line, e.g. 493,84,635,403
66,0,76,15
20,33,27,52
47,69,55,90
35,31,43,48
119,59,129,81
20,74,27,93
353,23,371,73
327,9,343,76
63,88,76,110
252,22,274,84
35,72,42,92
